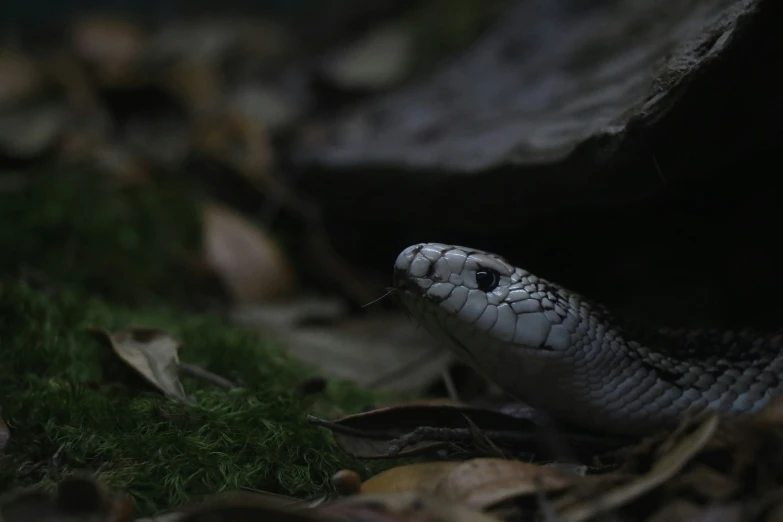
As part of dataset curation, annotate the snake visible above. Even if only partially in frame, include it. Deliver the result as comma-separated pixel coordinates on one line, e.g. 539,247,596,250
393,242,783,435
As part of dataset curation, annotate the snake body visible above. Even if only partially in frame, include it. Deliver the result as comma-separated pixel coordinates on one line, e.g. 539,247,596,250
393,243,783,435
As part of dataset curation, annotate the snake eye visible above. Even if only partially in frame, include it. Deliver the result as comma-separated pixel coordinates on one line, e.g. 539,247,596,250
475,268,500,292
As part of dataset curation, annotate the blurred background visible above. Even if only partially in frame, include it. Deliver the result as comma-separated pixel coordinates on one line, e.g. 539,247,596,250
0,0,780,400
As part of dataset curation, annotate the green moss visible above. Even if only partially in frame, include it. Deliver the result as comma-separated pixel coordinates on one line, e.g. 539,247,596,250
0,280,384,515
0,168,220,308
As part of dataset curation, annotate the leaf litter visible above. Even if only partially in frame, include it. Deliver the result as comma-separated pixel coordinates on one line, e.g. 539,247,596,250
92,327,189,402
201,202,296,304
6,401,783,521
307,400,627,460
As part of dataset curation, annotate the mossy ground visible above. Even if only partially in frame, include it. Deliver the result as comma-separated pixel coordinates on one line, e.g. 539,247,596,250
0,170,393,516
0,167,219,309
0,280,388,515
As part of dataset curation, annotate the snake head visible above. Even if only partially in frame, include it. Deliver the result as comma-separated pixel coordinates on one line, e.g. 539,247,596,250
394,243,578,358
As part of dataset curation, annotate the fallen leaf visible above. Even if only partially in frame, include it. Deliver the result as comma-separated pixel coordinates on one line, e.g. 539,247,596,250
70,15,146,84
360,462,462,495
0,407,8,456
434,458,575,509
233,307,452,394
202,203,296,304
316,492,502,522
556,413,720,522
310,401,624,460
309,401,540,459
0,48,42,106
93,327,188,402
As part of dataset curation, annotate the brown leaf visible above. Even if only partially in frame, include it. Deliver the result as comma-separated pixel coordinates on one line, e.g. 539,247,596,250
0,48,42,106
360,462,462,495
202,203,295,304
309,401,539,459
94,327,188,402
70,15,146,85
0,406,8,456
316,492,502,522
233,306,451,394
434,458,575,509
556,413,720,522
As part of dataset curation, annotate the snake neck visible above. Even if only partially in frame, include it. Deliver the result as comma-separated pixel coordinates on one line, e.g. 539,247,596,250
392,242,783,434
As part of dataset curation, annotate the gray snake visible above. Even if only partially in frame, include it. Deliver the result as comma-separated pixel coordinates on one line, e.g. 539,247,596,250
393,243,783,435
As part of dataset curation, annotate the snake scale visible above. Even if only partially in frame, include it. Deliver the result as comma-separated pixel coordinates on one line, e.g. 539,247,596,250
393,242,783,435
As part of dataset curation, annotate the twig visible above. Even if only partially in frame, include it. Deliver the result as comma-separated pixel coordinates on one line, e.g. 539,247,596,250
306,415,404,440
464,414,506,459
387,427,541,456
361,287,396,308
177,362,237,389
441,369,460,402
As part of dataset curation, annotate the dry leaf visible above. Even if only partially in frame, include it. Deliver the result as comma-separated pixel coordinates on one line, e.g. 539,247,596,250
233,307,451,394
557,413,720,522
360,462,462,495
71,15,146,84
202,203,295,304
309,401,540,459
94,327,188,402
317,492,502,522
435,458,575,509
0,48,42,106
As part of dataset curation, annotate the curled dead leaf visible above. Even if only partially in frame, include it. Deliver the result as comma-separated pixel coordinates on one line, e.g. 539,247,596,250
435,458,575,509
93,327,188,402
308,401,539,459
202,203,296,304
556,414,720,522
